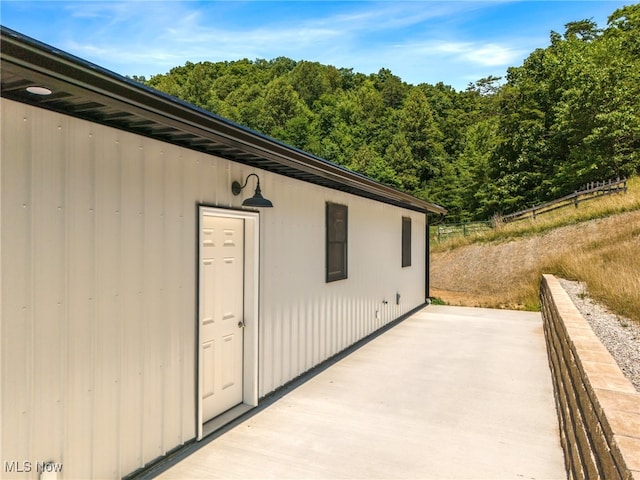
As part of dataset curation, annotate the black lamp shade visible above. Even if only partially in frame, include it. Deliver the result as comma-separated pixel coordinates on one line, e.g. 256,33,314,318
242,189,273,207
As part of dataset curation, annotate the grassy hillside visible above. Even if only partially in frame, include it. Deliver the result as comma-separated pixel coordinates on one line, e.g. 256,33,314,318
429,176,640,323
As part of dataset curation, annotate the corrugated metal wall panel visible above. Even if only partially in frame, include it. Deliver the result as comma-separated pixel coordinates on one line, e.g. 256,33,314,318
118,133,146,474
2,101,35,471
2,98,427,479
141,139,165,466
93,127,122,478
178,151,198,447
162,149,183,455
31,109,67,470
64,117,97,478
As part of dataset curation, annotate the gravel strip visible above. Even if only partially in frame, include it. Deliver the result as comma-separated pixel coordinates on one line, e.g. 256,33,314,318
559,278,640,393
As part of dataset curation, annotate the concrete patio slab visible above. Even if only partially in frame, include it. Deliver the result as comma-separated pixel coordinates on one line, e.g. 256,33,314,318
156,305,566,479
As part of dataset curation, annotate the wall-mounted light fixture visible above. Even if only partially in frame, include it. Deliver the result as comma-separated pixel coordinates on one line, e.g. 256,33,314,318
231,173,273,208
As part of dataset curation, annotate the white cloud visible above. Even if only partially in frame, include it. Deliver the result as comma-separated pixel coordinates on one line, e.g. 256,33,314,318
411,40,525,66
320,2,471,31
467,43,523,66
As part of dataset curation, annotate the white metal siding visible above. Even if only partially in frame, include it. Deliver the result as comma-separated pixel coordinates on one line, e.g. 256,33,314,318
1,98,426,479
1,99,232,478
257,174,426,395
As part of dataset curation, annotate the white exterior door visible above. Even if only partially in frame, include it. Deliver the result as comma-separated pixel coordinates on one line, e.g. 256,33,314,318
200,215,245,422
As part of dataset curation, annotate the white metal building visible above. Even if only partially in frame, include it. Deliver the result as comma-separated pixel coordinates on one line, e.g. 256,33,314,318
1,28,446,479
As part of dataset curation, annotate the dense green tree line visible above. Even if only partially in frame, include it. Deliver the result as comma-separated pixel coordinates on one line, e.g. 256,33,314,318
141,4,640,222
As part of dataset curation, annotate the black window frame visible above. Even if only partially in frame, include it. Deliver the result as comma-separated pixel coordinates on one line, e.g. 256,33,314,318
326,203,348,282
402,216,412,268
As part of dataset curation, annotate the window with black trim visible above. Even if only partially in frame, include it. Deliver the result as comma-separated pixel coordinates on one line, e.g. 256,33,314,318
326,203,348,282
402,216,411,267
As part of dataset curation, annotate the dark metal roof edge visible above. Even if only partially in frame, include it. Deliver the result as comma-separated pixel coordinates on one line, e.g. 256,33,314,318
0,26,447,215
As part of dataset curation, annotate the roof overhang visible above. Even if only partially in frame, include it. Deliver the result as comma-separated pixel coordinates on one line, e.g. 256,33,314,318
1,26,446,215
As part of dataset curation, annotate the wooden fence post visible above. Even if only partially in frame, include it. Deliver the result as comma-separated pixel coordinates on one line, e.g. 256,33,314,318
574,192,578,208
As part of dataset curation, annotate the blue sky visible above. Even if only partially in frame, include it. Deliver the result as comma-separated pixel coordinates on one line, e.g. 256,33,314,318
0,1,631,90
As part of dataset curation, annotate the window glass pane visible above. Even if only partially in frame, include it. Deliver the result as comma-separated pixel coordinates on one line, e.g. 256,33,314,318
326,203,348,282
402,217,411,267
328,205,347,242
327,243,345,277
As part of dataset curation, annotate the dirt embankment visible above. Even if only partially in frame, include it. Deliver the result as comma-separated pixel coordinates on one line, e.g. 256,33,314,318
429,211,640,310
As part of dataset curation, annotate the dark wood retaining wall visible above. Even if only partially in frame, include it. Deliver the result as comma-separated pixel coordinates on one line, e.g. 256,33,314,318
540,274,640,480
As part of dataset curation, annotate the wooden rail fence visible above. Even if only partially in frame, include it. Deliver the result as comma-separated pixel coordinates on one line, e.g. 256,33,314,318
501,178,627,223
432,221,492,242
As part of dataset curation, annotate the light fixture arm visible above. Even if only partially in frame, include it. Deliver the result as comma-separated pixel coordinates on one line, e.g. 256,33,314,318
232,173,261,196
